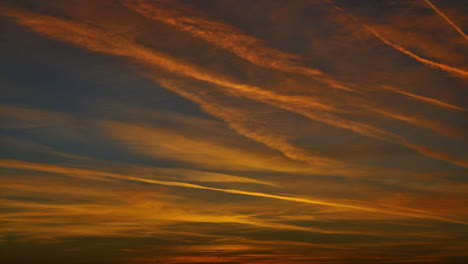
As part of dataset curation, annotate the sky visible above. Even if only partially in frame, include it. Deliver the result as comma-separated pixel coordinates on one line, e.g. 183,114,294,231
0,0,467,263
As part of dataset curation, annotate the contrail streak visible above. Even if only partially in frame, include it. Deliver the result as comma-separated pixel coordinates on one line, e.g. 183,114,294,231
2,6,466,167
152,79,353,173
364,25,468,78
422,0,468,40
374,108,467,142
2,159,467,224
382,85,468,112
327,1,468,78
122,0,360,94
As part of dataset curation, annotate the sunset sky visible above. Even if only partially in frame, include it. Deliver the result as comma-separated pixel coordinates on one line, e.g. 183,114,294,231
1,0,467,263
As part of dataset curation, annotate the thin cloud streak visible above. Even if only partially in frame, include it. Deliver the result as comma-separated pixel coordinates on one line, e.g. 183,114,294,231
5,181,451,239
114,3,468,166
121,0,359,94
0,7,353,172
328,1,468,78
364,25,468,78
100,120,321,173
2,1,468,263
153,79,387,177
422,0,468,40
372,108,467,142
382,85,468,112
1,159,467,224
2,6,466,167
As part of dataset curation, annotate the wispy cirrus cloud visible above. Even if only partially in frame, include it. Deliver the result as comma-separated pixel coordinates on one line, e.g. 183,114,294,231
327,0,468,80
2,5,465,169
99,120,318,173
422,0,468,40
1,1,468,263
2,158,467,224
0,104,73,129
121,0,359,94
363,25,468,78
381,85,467,112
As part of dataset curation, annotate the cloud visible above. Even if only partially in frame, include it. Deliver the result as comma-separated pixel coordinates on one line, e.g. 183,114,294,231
372,107,467,142
363,25,468,78
3,6,465,169
0,105,72,129
2,159,467,225
422,0,468,40
121,0,359,94
2,161,409,240
1,1,468,263
100,120,317,173
382,85,467,112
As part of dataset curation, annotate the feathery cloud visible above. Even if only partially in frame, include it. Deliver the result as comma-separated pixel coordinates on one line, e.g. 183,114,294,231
2,159,467,224
422,0,468,40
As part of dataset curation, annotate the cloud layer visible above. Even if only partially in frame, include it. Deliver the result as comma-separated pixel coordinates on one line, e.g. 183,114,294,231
1,0,467,263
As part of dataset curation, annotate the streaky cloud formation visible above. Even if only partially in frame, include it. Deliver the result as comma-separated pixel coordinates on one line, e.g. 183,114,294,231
121,0,359,94
1,158,466,224
382,85,468,112
1,0,467,263
373,108,467,142
140,79,356,174
2,5,465,168
328,1,468,78
422,0,468,40
364,25,468,78
99,119,327,173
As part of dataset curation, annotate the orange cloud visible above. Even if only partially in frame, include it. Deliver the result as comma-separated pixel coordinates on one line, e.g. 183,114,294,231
372,108,467,142
99,120,315,173
2,2,467,263
364,25,468,78
121,0,359,94
2,159,467,224
422,0,468,40
382,85,467,112
0,105,72,129
2,6,465,168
